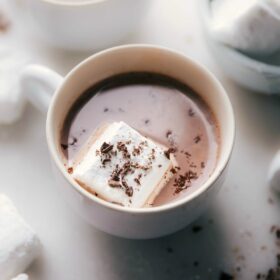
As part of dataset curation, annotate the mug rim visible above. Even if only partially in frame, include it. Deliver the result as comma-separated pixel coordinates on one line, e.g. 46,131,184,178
46,44,235,214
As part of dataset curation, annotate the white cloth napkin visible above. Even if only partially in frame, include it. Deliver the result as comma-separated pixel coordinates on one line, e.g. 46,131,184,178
0,2,31,124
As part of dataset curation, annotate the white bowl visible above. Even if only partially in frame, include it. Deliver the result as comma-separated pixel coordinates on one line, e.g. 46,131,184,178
198,0,280,95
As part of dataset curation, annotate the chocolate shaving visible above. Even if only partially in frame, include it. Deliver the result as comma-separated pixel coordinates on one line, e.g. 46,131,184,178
144,119,150,125
100,142,114,154
61,143,68,150
117,141,131,159
125,187,134,197
132,147,141,156
166,130,172,138
188,108,195,117
164,147,177,159
69,137,78,146
121,178,133,197
173,170,197,194
134,178,141,185
67,167,73,174
194,135,201,144
103,107,109,112
184,151,191,158
185,170,198,182
102,158,111,165
170,168,177,174
108,179,122,188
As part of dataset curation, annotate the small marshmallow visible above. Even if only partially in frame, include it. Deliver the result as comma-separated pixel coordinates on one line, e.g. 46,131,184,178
268,151,280,192
0,194,40,280
210,0,280,55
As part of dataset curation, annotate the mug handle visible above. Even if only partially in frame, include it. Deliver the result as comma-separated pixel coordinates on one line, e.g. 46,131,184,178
20,65,64,113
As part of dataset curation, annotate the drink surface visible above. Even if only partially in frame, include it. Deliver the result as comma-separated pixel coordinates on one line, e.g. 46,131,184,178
60,72,220,206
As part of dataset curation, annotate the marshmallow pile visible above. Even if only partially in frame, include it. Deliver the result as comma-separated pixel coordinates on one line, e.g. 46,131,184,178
0,194,40,280
210,0,280,55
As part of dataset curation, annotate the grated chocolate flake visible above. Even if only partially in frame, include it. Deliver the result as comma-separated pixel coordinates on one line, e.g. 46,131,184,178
69,137,78,146
108,179,121,188
132,147,141,156
166,130,172,138
173,170,198,194
188,108,195,117
100,142,114,154
117,141,131,159
125,186,134,197
194,135,201,144
164,147,177,159
61,143,68,150
134,177,141,185
170,168,177,174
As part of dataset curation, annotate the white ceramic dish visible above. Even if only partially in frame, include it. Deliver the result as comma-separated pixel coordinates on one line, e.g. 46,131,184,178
198,0,280,95
12,0,150,51
20,45,235,239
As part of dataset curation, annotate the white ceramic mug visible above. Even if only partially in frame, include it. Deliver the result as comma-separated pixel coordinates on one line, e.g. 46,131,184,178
12,0,150,51
20,45,235,239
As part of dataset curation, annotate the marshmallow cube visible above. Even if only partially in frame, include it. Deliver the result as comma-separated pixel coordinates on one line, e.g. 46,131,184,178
0,195,40,280
73,121,176,208
210,0,280,55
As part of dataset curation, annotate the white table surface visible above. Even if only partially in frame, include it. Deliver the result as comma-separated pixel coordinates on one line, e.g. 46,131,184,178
1,0,280,279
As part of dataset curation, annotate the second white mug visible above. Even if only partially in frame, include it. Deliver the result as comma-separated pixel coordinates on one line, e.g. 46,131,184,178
12,0,150,51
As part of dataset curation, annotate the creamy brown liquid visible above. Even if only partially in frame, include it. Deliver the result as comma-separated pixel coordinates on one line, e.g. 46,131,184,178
60,73,219,206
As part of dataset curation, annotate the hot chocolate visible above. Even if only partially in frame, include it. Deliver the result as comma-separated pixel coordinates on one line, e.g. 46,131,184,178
60,72,220,207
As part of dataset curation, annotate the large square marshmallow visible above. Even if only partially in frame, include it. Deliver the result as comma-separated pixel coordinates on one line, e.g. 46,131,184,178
0,195,40,280
72,121,176,208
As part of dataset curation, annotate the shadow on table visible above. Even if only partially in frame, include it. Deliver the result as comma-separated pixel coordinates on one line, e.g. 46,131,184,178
101,207,233,280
